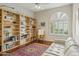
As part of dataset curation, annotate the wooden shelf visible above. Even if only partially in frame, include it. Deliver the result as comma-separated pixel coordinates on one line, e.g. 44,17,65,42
0,9,37,53
13,31,19,32
13,23,19,25
3,39,32,52
0,9,20,52
2,45,20,52
4,39,19,44
3,21,12,26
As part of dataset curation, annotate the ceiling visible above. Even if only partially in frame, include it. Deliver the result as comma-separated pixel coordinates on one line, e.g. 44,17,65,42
0,3,71,12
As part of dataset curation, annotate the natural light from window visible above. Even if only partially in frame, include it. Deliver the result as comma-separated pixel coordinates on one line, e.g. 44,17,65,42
50,12,69,36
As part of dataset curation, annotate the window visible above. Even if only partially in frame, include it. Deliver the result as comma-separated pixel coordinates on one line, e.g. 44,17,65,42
50,12,69,35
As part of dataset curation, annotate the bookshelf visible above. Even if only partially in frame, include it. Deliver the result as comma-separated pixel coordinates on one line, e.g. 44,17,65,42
0,9,20,52
20,15,28,45
0,9,37,53
26,17,37,41
31,19,37,41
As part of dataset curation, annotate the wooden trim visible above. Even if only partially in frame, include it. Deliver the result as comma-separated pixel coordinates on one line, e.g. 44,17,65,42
35,40,53,45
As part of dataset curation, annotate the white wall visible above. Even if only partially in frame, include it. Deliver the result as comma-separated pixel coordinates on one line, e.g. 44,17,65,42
72,4,79,45
35,4,73,41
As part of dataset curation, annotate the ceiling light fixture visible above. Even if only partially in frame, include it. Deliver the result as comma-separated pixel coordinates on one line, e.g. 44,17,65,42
35,3,40,9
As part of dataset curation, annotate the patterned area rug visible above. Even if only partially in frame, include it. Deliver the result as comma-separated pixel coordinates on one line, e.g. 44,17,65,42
10,43,49,56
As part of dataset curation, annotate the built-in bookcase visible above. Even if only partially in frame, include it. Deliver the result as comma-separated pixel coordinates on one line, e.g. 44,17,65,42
0,9,20,52
0,9,37,53
26,17,37,41
31,19,37,40
20,15,28,45
2,10,20,51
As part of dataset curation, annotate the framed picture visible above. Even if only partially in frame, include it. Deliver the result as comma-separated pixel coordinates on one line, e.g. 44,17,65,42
41,22,45,27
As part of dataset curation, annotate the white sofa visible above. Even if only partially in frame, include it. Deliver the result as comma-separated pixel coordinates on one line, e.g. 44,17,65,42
42,39,65,56
42,37,79,56
65,37,79,56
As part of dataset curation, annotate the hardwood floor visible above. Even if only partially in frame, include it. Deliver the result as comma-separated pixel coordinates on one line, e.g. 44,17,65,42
0,39,53,56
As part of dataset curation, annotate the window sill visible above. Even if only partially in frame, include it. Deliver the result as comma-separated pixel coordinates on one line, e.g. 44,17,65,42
49,33,69,37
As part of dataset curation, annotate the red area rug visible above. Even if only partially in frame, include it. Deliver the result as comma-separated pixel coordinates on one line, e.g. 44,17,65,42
11,43,49,56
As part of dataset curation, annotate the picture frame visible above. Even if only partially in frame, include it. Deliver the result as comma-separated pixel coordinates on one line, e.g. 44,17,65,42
41,22,45,27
